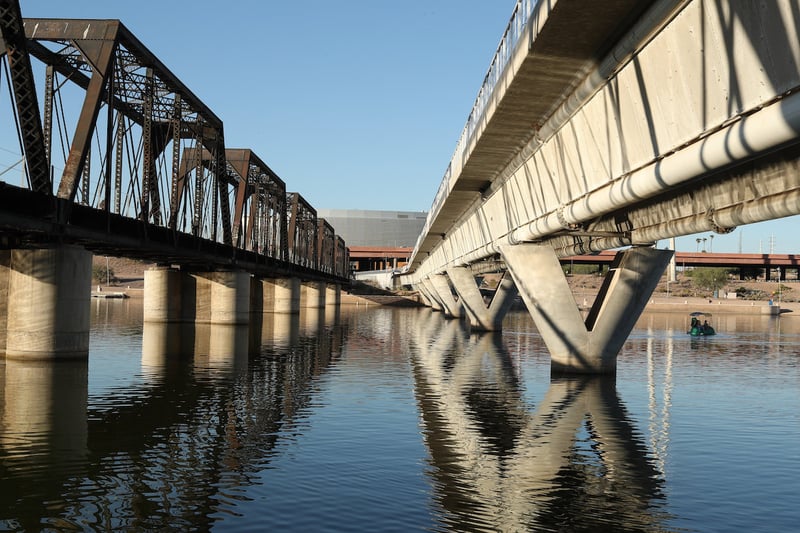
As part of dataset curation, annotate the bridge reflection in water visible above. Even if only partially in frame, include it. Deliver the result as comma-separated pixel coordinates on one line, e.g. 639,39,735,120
409,310,671,531
2,303,797,530
0,305,346,531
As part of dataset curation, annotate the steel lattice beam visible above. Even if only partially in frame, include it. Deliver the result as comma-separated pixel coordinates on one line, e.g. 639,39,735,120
0,0,50,193
0,14,349,283
20,18,225,207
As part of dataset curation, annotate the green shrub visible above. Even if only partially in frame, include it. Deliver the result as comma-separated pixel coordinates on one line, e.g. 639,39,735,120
691,267,730,292
92,264,117,283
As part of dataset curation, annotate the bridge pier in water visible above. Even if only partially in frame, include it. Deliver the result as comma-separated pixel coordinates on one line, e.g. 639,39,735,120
417,278,444,311
326,283,341,307
254,278,301,314
500,245,672,375
429,273,462,318
143,270,342,360
413,245,672,374
447,268,518,331
1,245,92,360
301,281,326,309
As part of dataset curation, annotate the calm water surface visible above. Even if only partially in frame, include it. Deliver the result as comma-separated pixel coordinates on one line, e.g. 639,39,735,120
1,299,798,531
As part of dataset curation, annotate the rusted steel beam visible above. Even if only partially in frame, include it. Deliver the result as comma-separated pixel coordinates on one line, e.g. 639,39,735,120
227,149,252,249
23,19,223,131
169,95,182,224
114,116,123,213
21,19,226,211
42,64,53,170
25,39,142,123
103,62,113,214
176,146,236,244
56,38,115,201
0,0,50,193
317,218,335,273
286,192,317,268
141,66,154,221
214,141,233,246
192,144,204,237
226,148,288,253
334,236,348,278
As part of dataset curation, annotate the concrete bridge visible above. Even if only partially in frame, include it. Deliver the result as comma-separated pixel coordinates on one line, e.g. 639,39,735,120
0,1,349,360
400,0,800,373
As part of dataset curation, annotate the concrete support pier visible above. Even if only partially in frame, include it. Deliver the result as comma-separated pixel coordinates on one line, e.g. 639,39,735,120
143,266,183,323
301,281,326,309
325,283,341,307
500,244,672,374
252,277,301,314
4,245,92,360
0,250,9,354
447,268,518,331
414,284,433,308
429,273,463,318
419,280,443,311
208,271,251,325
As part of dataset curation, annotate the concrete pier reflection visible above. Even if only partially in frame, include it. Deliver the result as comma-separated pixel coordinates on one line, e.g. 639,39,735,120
2,358,88,460
0,358,89,520
142,321,250,375
409,310,668,530
250,311,301,352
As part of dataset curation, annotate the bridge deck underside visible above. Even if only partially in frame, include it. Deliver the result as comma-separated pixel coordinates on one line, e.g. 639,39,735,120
407,0,800,283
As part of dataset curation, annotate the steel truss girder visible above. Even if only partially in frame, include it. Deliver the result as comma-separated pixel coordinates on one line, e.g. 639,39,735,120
225,149,288,260
334,235,348,279
0,14,348,281
287,192,317,269
317,218,335,274
0,0,50,193
175,146,231,244
20,18,225,206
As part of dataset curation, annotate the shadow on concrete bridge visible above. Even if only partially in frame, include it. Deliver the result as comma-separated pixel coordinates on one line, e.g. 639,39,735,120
401,0,800,374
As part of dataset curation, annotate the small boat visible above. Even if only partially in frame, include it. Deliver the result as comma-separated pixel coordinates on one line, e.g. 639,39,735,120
688,311,715,336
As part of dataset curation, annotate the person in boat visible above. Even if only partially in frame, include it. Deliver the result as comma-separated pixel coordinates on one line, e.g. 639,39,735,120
691,317,699,328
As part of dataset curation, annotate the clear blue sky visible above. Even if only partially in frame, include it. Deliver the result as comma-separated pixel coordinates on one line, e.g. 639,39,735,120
17,0,513,214
9,1,800,254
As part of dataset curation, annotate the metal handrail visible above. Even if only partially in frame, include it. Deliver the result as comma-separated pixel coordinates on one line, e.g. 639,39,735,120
420,0,537,244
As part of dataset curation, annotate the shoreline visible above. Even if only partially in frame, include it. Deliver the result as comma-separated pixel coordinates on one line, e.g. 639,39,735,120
92,283,799,317
640,296,796,316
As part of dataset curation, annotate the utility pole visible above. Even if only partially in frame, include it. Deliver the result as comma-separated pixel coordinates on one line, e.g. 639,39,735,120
667,237,676,282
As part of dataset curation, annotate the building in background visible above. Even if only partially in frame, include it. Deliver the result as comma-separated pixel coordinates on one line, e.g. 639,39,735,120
317,209,426,272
